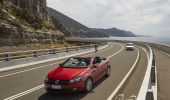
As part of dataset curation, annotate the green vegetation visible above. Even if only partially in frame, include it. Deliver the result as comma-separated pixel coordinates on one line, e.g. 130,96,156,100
10,5,21,17
31,18,43,29
43,21,56,30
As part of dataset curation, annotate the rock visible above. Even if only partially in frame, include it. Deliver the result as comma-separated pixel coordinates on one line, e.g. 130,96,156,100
0,0,65,46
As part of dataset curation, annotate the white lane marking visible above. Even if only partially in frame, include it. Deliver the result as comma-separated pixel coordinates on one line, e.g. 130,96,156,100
107,47,140,100
3,44,124,100
129,95,137,100
92,44,113,53
115,94,137,100
81,43,113,56
0,43,112,78
84,43,122,58
136,45,153,100
115,94,124,100
107,45,124,59
0,62,62,78
138,46,149,60
3,85,44,100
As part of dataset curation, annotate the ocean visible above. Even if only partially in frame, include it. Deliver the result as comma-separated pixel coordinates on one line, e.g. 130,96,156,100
106,37,170,46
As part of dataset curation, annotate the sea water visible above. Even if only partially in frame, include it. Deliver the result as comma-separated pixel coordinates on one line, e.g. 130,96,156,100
106,37,170,46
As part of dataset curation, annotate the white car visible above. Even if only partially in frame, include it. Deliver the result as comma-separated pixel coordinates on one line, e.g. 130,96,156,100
126,43,134,51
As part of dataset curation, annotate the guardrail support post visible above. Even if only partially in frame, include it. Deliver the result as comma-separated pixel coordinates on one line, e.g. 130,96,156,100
152,59,155,66
34,51,38,57
95,44,98,51
5,53,10,61
50,49,56,54
76,47,78,51
66,48,69,52
146,91,154,100
151,67,156,84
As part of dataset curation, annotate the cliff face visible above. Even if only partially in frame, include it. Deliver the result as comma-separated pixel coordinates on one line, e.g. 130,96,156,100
6,0,49,21
0,0,65,46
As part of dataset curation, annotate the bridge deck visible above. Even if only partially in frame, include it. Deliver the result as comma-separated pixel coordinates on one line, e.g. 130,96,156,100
0,42,169,100
154,50,170,100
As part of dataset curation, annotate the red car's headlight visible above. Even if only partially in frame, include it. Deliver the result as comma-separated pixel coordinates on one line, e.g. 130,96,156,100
69,76,82,83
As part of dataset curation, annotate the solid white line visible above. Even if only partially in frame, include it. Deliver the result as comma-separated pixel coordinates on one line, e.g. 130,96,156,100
138,46,149,60
107,45,124,59
3,44,124,100
80,43,113,56
107,47,140,100
3,85,44,100
0,62,61,78
137,45,153,100
97,43,113,53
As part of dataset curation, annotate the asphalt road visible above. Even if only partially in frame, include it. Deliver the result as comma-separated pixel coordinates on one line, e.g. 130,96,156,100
0,43,148,100
114,47,148,99
154,50,170,100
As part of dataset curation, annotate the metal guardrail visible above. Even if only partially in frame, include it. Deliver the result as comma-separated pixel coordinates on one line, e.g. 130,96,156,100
137,45,157,100
0,43,107,61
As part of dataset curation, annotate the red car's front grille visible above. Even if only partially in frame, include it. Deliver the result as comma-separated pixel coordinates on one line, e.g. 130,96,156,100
47,79,70,85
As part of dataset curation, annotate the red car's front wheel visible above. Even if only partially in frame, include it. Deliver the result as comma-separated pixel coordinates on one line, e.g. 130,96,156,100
105,67,111,77
84,78,93,92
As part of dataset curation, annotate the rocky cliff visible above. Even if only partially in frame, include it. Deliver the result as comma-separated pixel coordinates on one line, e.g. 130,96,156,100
0,0,64,46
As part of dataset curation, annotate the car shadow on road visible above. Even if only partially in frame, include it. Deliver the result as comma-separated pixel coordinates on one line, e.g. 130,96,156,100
38,76,108,100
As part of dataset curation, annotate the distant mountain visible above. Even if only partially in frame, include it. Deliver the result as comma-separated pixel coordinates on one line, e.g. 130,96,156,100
136,35,152,37
91,28,136,37
47,7,108,38
47,7,136,38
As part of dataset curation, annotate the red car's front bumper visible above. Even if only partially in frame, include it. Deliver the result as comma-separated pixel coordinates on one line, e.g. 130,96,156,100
44,80,85,92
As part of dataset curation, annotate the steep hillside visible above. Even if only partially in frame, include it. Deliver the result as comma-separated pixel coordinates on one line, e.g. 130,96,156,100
92,28,136,37
0,0,64,46
47,7,135,38
47,7,108,38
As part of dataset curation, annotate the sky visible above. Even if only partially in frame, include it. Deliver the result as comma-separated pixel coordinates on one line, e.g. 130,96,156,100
47,0,170,38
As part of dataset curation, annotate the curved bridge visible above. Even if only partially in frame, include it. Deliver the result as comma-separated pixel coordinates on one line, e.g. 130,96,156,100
0,40,169,100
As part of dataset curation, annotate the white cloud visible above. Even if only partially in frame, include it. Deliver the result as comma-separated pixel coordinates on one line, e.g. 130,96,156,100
47,0,170,38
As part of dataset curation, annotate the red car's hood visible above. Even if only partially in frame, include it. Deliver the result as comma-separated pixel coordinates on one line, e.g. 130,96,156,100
48,67,87,80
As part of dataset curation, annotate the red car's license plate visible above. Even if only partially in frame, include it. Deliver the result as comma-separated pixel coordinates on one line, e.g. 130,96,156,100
51,85,61,89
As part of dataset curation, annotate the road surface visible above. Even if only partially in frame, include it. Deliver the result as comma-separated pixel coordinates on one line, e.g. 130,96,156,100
0,43,150,100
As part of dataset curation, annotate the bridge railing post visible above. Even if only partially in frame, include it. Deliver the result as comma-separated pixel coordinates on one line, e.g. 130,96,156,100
5,53,10,61
33,51,38,57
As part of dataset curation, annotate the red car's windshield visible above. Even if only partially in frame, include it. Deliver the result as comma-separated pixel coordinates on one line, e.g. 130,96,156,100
62,58,90,68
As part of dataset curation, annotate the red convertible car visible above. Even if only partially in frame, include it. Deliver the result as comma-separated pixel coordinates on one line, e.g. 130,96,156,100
44,56,111,93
